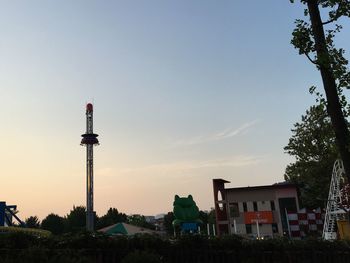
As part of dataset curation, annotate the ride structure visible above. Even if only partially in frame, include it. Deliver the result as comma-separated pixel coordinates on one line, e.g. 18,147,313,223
0,202,51,237
81,103,99,232
0,202,25,227
323,159,350,240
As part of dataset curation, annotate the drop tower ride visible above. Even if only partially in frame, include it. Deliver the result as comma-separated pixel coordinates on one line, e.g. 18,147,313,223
81,103,99,231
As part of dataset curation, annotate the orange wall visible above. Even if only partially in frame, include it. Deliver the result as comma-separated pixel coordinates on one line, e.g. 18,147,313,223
244,211,273,224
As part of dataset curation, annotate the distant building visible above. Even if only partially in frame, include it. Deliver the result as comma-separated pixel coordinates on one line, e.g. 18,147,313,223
154,214,166,231
144,216,156,224
213,179,300,238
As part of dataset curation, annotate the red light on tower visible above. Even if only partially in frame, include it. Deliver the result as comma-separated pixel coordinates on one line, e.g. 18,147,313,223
86,103,93,112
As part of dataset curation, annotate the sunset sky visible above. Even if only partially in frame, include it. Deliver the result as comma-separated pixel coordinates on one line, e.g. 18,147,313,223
1,1,350,220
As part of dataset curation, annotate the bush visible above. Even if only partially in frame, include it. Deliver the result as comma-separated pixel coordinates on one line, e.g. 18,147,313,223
0,232,39,249
127,234,168,251
121,250,162,263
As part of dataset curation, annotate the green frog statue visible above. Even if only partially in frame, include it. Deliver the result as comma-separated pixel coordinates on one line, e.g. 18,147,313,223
172,195,202,233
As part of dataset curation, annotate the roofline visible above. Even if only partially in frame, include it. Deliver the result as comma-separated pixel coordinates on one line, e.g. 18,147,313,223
224,183,297,192
213,178,230,184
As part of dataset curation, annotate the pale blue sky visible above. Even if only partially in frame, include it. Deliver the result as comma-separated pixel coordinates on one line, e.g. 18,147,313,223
1,1,349,219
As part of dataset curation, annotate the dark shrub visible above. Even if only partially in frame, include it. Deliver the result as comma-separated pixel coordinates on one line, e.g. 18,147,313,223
121,250,162,263
0,232,39,249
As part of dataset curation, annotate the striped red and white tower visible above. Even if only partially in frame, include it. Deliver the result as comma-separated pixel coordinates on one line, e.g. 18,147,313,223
81,103,99,231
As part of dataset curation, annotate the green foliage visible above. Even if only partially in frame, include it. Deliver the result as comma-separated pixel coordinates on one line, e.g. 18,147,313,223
127,214,155,230
65,206,86,233
41,213,65,235
163,212,175,235
0,247,93,263
0,226,51,238
53,231,112,249
290,0,350,183
210,234,244,249
285,104,336,162
174,234,210,249
96,207,127,229
127,234,168,252
121,250,162,263
207,208,216,225
291,0,350,90
25,216,40,229
41,206,130,235
284,103,341,207
48,251,93,263
0,232,350,262
0,232,39,249
286,6,350,206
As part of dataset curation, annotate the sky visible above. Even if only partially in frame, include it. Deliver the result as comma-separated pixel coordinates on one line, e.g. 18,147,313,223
1,1,350,220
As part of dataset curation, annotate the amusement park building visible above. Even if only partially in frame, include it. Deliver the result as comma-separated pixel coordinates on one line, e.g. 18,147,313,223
213,179,300,238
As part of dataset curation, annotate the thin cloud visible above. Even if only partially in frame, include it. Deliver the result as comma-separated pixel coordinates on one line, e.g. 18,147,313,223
173,120,260,146
119,155,262,175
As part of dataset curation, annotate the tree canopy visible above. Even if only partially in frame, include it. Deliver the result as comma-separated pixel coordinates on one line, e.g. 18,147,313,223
96,207,127,229
291,0,350,180
65,206,87,233
25,216,40,229
41,213,65,235
127,214,155,230
284,103,339,208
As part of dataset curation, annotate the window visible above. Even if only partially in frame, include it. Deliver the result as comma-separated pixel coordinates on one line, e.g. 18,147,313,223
278,197,298,234
270,200,275,211
217,190,224,210
253,201,258,212
243,202,247,212
272,223,278,233
229,203,239,217
245,224,252,234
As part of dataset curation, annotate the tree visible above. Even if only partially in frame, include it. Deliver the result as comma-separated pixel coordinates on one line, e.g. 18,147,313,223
65,206,86,232
284,103,340,208
207,208,216,225
96,208,127,229
291,0,350,180
25,216,40,228
41,213,65,235
127,214,155,230
163,212,175,235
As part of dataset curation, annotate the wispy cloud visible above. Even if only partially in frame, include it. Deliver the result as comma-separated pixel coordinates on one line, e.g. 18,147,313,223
172,120,260,146
118,155,262,175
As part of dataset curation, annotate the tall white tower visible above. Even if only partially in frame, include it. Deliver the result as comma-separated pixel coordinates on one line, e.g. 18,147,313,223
81,103,99,231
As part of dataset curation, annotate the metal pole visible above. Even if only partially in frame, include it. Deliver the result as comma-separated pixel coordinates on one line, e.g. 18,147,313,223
86,144,94,231
285,208,291,238
256,220,260,239
81,103,99,232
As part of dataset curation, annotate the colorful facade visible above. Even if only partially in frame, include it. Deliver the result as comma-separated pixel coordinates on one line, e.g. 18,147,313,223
213,179,300,238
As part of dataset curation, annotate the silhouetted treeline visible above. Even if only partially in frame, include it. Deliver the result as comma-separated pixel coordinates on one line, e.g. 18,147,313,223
25,206,128,235
24,207,216,236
